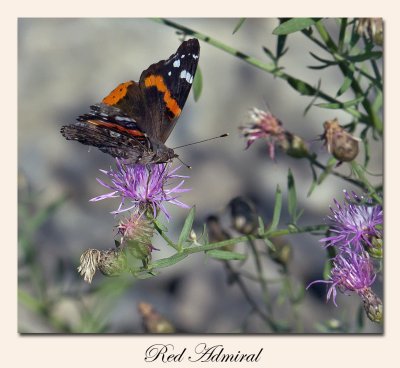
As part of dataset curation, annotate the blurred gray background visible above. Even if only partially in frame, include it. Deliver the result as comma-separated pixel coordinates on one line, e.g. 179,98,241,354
18,18,382,333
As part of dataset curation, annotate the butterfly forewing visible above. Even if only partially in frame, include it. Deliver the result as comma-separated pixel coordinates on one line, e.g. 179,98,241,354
139,38,200,143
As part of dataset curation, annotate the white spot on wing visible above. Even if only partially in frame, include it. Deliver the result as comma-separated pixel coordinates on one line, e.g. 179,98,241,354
168,71,172,76
181,54,185,58
192,54,199,59
180,70,193,84
110,131,121,138
173,59,180,68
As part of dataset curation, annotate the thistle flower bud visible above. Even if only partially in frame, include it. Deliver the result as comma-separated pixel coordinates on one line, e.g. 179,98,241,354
279,132,309,158
228,197,258,235
366,236,383,259
78,248,127,283
321,119,360,163
206,215,233,251
360,288,383,323
98,249,127,277
138,302,176,333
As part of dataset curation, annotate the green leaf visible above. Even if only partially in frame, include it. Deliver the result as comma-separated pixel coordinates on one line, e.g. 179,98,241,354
263,237,276,252
268,185,282,232
262,46,276,62
151,253,188,269
303,79,321,116
336,75,353,97
315,96,364,109
372,89,383,112
287,169,297,223
317,157,337,185
286,76,316,96
347,51,382,63
356,304,365,332
276,34,288,59
177,206,196,250
257,216,265,236
232,18,246,34
206,249,247,261
307,161,318,197
193,66,202,102
323,259,333,280
309,51,337,65
273,18,321,35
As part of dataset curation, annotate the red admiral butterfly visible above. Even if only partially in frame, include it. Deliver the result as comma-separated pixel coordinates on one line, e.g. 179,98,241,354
61,39,200,164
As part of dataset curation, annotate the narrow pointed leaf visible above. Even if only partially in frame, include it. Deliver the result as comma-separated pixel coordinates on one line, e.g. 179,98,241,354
315,96,364,109
193,66,203,102
347,51,382,62
257,216,265,236
336,76,353,97
286,76,316,96
276,34,288,59
287,169,297,223
268,185,282,232
178,206,196,249
307,162,318,197
152,253,188,269
232,18,246,34
206,249,247,261
273,18,321,35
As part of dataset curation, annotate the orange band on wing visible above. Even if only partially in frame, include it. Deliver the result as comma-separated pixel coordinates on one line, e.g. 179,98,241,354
144,75,181,118
102,81,134,106
87,119,145,138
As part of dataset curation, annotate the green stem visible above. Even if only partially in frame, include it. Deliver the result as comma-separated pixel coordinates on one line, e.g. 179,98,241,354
148,224,328,271
152,18,369,124
338,18,348,52
248,239,272,314
154,219,179,251
306,154,367,190
350,161,383,204
223,262,281,332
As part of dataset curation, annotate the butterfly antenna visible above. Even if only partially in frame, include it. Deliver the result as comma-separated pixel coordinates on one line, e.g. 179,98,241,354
173,133,229,150
176,156,192,170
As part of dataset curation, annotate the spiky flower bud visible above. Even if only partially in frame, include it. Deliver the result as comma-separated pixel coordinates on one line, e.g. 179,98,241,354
280,132,309,158
228,197,258,235
360,288,383,323
98,249,127,277
138,302,176,333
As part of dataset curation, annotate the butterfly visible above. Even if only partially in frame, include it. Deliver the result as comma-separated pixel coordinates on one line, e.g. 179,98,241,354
61,38,200,164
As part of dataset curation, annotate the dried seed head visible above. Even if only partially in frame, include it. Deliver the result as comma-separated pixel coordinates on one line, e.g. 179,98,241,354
77,249,101,283
322,119,359,163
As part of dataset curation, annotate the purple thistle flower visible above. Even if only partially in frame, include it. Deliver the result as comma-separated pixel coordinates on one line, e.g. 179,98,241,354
90,159,190,220
307,249,376,306
320,190,383,252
